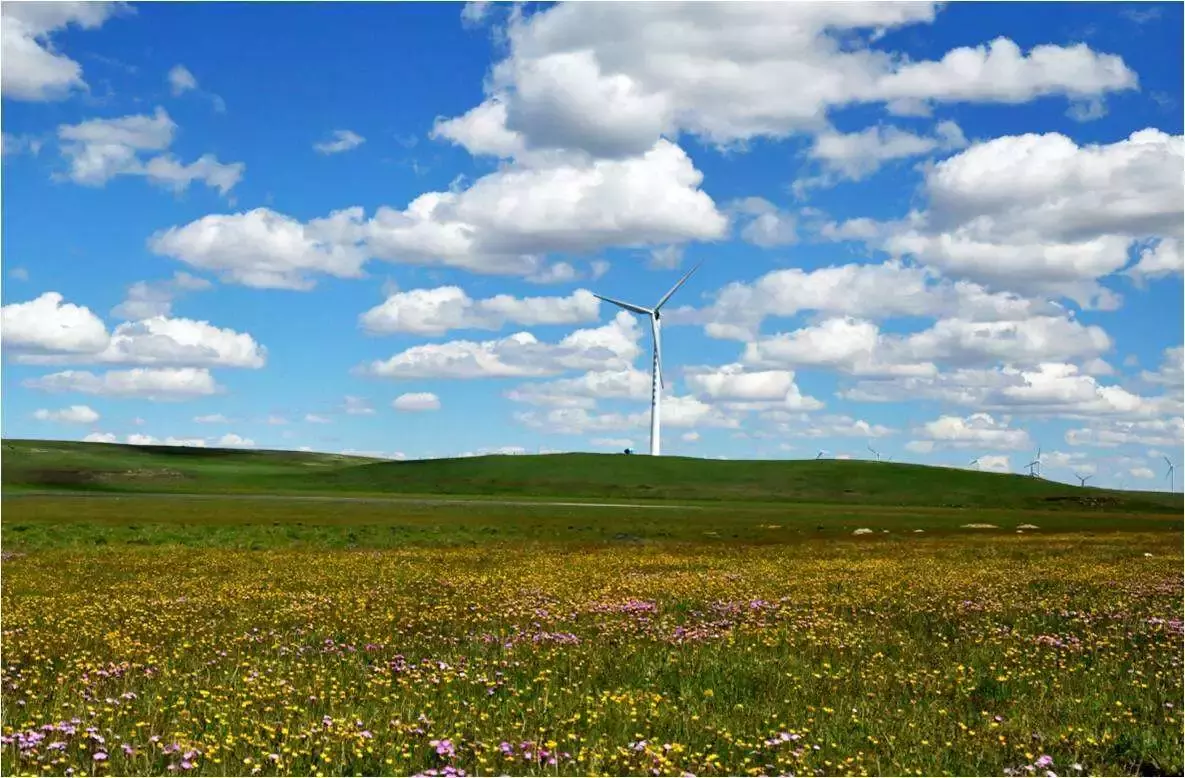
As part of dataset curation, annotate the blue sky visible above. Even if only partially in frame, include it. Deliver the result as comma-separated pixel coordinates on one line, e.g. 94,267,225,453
2,1,1182,489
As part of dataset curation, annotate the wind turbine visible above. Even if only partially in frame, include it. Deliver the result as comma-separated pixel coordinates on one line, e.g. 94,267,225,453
593,262,702,456
1075,473,1092,487
1165,456,1176,492
1026,446,1042,478
867,444,881,462
969,455,984,471
816,449,827,460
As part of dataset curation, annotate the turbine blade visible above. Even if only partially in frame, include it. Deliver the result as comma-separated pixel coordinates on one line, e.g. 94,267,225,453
1165,456,1173,467
654,261,703,311
593,293,651,316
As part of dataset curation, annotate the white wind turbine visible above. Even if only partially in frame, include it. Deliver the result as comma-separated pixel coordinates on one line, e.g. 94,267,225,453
1165,456,1176,492
593,263,702,456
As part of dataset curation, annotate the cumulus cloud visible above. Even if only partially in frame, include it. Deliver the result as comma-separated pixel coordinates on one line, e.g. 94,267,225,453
149,207,368,290
14,316,266,369
916,412,1031,450
730,198,797,248
2,292,110,354
111,272,213,320
1065,417,1184,449
1,2,127,101
361,287,600,336
433,4,1134,160
872,128,1184,304
342,395,375,415
314,130,366,155
167,64,197,95
802,120,966,187
673,260,1060,341
360,311,641,379
23,367,222,400
683,363,823,409
33,405,100,424
151,139,724,288
56,107,244,194
506,367,650,409
392,392,441,412
846,362,1175,421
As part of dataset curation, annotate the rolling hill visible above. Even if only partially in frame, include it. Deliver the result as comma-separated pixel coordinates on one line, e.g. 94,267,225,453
2,438,1181,514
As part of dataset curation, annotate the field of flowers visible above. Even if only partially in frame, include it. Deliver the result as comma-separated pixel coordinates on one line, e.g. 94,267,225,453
2,531,1182,776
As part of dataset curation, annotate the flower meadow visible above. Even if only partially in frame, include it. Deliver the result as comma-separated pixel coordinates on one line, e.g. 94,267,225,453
2,532,1182,776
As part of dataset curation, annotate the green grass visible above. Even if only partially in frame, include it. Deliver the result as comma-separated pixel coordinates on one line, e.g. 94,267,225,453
3,438,1181,513
2,493,1181,553
3,439,1181,776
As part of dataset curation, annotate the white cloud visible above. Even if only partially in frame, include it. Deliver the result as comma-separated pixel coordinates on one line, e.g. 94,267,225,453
846,362,1175,421
83,432,118,444
33,405,100,424
977,454,1012,473
314,130,366,155
361,286,600,336
1126,237,1184,283
194,413,229,424
153,139,723,287
1065,417,1184,449
361,311,641,379
591,437,634,449
506,367,651,409
364,139,727,273
805,120,966,183
15,316,266,369
149,207,368,290
681,431,700,442
23,367,221,400
742,317,935,378
515,394,740,435
683,363,823,409
57,107,244,194
128,433,207,448
266,415,288,425
2,292,109,354
2,133,44,157
918,412,1031,450
435,4,1134,160
342,395,375,415
393,392,442,412
741,312,1111,380
761,412,893,440
304,414,331,424
730,198,798,248
112,271,212,320
167,64,197,95
1,2,126,101
877,128,1183,303
217,433,254,447
1130,466,1155,480
675,260,1059,341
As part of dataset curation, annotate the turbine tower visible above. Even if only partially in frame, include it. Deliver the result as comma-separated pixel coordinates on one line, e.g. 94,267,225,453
593,263,702,456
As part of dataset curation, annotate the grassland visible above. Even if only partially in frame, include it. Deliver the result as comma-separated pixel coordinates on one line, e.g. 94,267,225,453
3,439,1182,513
2,440,1182,776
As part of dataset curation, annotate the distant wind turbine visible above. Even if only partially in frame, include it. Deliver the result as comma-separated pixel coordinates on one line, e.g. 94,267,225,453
1165,456,1176,492
1026,446,1042,478
867,444,881,462
816,449,827,460
1075,473,1092,487
594,263,702,456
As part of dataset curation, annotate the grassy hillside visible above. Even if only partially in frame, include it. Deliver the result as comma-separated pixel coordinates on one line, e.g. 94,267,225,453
4,438,1181,513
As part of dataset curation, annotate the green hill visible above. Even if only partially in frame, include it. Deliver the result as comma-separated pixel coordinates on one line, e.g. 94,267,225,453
2,438,1181,514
